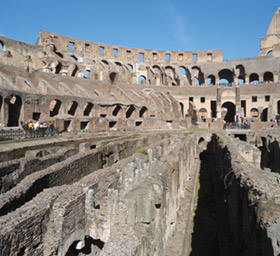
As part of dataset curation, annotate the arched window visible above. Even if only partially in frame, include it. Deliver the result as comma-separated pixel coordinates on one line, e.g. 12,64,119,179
139,106,148,118
6,95,22,127
68,101,78,116
218,69,234,86
222,102,236,122
83,102,93,116
109,72,117,84
179,66,187,76
261,108,268,121
250,108,259,117
249,73,259,84
83,70,90,79
264,72,274,82
267,50,273,56
0,41,4,51
126,105,136,118
49,99,61,117
112,105,122,116
127,64,133,71
207,75,216,85
137,75,146,85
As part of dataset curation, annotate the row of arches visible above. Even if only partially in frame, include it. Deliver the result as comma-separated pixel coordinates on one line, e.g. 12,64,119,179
49,100,148,119
137,65,276,87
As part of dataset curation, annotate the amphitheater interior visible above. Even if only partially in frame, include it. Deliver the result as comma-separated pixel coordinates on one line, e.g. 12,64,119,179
1,8,280,256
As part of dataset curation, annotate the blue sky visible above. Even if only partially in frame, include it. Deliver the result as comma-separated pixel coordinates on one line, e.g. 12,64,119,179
0,0,279,60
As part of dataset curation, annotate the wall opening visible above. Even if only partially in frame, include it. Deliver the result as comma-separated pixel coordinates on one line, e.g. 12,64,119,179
165,53,171,61
241,100,246,117
6,95,22,127
112,105,122,116
126,105,136,118
250,108,259,118
80,121,89,130
218,69,233,86
137,75,146,85
211,101,217,118
249,73,259,84
0,41,4,51
113,48,118,56
135,121,142,127
64,120,71,131
139,106,148,118
68,42,75,53
68,101,78,116
109,121,117,128
109,72,117,84
83,70,91,79
138,53,145,62
83,103,94,116
234,134,247,141
222,102,236,122
207,75,216,85
264,72,274,82
261,108,268,122
33,112,41,121
49,99,61,117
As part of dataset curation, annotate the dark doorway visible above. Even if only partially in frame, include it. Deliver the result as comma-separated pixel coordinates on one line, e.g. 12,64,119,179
6,95,22,127
222,102,236,122
211,101,217,118
261,108,268,122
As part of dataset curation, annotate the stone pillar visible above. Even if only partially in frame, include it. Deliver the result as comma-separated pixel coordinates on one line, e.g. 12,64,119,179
216,88,222,118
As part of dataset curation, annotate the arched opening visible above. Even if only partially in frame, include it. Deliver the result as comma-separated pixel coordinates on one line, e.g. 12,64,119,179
179,103,184,117
222,102,236,122
139,106,148,118
179,66,187,76
137,75,146,85
198,137,205,144
126,105,136,118
0,41,3,51
198,108,207,121
218,69,233,86
83,70,91,79
250,108,259,118
192,66,204,86
109,72,117,84
127,64,133,71
68,101,78,116
112,105,122,116
249,73,259,84
65,236,105,256
236,64,245,84
49,99,61,117
83,102,93,116
264,72,274,82
267,50,273,56
261,108,268,122
6,95,22,127
207,75,216,85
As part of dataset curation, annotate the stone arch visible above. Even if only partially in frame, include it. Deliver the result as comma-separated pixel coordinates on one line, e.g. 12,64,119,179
249,73,259,83
109,72,118,84
112,105,122,116
264,72,274,82
5,95,22,127
250,108,259,117
198,108,208,120
198,137,205,144
137,75,147,85
179,66,192,84
267,50,273,56
192,66,204,86
218,69,234,85
126,105,136,118
222,101,236,122
261,108,268,121
83,102,94,116
49,99,62,117
139,106,148,118
236,64,245,84
68,101,78,116
0,41,4,51
207,75,216,85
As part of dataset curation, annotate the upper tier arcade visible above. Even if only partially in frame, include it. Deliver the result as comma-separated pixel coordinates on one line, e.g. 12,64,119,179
37,31,224,64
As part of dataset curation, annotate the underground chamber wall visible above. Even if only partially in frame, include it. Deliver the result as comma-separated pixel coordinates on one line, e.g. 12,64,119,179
190,136,273,256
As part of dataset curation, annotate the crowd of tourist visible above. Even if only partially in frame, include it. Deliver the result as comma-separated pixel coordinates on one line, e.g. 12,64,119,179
22,120,58,137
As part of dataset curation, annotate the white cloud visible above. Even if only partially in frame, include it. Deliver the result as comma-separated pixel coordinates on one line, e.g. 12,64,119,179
162,2,190,48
